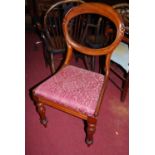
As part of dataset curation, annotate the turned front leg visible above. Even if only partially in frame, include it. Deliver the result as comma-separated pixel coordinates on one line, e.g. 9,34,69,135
85,117,97,146
36,102,48,127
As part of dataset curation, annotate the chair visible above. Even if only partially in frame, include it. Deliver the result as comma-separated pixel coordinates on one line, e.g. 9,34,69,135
82,16,104,71
36,0,84,74
110,3,129,102
32,3,125,146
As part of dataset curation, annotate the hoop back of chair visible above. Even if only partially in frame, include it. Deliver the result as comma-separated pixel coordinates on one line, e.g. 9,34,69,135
63,3,125,56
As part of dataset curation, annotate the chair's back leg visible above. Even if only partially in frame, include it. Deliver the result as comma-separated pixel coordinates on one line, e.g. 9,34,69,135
50,53,56,74
121,72,129,102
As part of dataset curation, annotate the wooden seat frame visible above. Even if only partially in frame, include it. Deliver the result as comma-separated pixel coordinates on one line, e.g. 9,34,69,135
32,3,125,146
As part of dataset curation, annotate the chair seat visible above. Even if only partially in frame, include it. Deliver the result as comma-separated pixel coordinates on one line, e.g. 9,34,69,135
34,65,104,116
111,42,129,72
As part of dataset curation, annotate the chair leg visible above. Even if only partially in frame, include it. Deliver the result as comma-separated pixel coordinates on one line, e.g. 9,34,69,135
84,56,96,71
50,53,55,74
91,56,96,71
74,52,80,62
36,102,48,127
84,55,91,70
85,117,97,146
99,56,106,74
121,72,129,102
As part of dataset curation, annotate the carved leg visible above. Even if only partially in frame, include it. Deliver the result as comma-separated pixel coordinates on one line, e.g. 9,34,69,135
85,117,97,146
36,102,48,127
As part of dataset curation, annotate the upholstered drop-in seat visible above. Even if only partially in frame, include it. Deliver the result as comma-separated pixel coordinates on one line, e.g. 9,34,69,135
34,65,104,116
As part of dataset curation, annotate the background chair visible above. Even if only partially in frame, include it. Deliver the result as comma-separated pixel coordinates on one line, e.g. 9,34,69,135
35,0,84,74
32,3,124,146
110,3,129,102
82,16,117,71
81,16,104,71
110,40,129,102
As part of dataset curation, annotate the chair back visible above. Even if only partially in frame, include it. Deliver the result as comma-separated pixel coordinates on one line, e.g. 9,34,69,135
63,3,125,56
62,3,125,78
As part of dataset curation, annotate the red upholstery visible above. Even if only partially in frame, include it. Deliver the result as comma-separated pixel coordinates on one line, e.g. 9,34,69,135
34,65,104,116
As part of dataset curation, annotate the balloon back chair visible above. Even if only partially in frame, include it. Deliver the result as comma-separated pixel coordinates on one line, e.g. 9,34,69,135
36,0,84,74
32,3,125,146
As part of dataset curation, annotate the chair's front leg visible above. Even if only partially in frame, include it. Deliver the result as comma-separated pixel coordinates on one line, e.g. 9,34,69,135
36,102,48,127
85,117,97,146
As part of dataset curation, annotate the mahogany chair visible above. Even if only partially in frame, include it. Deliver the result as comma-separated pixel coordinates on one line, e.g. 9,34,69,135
32,3,124,146
36,0,84,74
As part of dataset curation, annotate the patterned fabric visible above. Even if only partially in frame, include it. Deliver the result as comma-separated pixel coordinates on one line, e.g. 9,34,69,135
34,65,104,116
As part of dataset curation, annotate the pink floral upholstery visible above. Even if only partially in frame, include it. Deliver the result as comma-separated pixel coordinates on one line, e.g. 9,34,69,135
34,65,104,116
